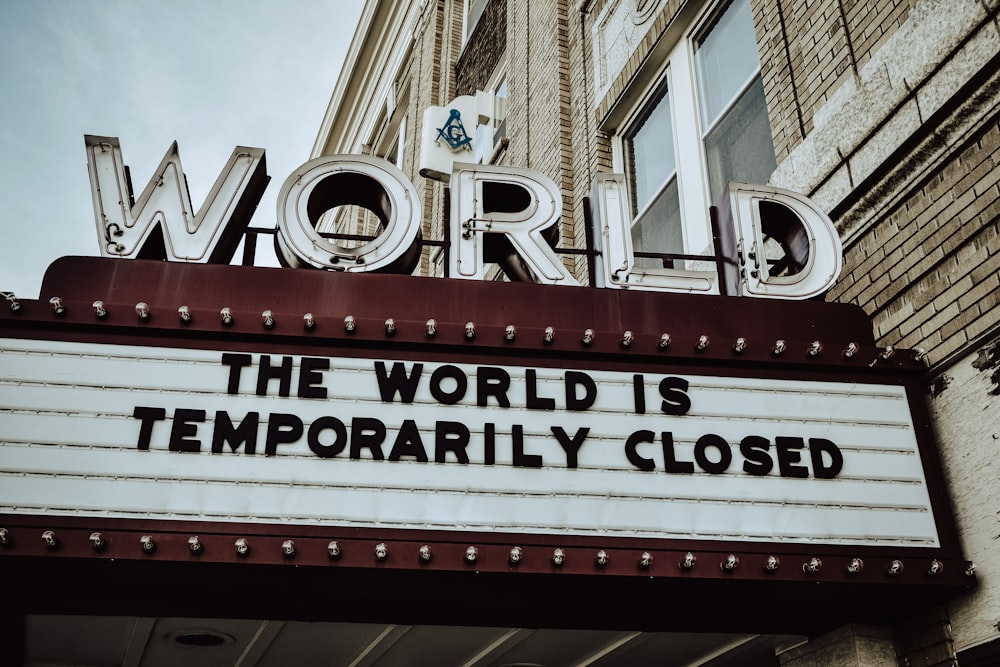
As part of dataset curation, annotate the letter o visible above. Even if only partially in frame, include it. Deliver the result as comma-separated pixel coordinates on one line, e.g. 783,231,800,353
275,155,422,274
429,365,468,405
308,416,348,458
694,434,732,474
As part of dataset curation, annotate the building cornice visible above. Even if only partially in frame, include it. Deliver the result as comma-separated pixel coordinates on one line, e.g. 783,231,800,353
311,0,424,158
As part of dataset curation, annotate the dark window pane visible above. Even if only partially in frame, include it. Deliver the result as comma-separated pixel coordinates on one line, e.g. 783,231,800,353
703,76,776,201
631,177,683,269
696,0,760,128
625,84,676,211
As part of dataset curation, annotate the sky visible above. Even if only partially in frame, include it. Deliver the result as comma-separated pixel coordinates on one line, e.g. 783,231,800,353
0,0,365,298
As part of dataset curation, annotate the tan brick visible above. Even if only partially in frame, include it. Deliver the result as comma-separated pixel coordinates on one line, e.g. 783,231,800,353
920,301,962,340
929,323,969,361
966,301,1000,341
969,243,1000,285
875,298,915,337
865,273,894,310
939,301,980,342
905,245,946,284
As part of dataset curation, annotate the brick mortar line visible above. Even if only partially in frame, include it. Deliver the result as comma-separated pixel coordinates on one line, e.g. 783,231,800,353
810,6,1000,214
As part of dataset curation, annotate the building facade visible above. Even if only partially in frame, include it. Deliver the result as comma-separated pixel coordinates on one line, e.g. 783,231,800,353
311,0,1000,663
2,0,998,665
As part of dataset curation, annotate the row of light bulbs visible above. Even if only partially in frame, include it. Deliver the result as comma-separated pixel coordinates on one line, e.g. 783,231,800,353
1,528,968,577
30,297,930,362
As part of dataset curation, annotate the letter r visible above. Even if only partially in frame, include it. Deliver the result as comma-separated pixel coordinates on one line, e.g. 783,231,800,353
449,162,579,285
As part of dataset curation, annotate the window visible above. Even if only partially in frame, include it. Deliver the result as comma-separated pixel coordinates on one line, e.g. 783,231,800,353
624,80,683,268
695,0,776,203
317,90,408,247
463,0,490,43
493,75,508,147
473,69,508,164
374,84,407,170
378,116,406,170
618,0,775,266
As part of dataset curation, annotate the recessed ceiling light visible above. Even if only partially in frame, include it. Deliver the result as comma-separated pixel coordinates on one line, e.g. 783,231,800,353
168,629,234,648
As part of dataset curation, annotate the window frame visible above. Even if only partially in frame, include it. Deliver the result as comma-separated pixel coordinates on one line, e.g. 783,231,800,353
462,0,490,45
473,62,509,165
612,0,768,261
373,84,409,170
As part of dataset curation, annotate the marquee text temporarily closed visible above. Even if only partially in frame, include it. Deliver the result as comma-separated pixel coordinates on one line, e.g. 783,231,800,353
129,354,844,479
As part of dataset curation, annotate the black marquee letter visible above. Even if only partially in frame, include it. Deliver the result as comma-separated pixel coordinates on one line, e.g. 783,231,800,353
477,367,511,407
633,374,646,414
694,434,732,474
809,438,844,479
220,353,252,394
484,422,496,465
740,435,773,475
351,417,386,460
429,365,468,405
552,426,589,468
308,416,347,458
213,411,259,454
625,430,656,471
435,421,470,463
658,376,691,415
389,419,430,462
662,431,695,473
565,371,597,411
265,413,303,456
256,355,293,397
526,369,555,410
512,425,542,467
133,406,166,450
776,436,809,478
374,362,423,403
298,357,329,399
169,408,206,453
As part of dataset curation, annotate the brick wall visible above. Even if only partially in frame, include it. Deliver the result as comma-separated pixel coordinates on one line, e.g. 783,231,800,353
501,0,580,276
413,0,443,276
892,608,958,667
754,0,916,162
455,0,507,97
826,113,1000,364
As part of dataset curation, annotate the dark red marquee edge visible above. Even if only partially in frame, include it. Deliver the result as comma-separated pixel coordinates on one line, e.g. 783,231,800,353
0,257,976,634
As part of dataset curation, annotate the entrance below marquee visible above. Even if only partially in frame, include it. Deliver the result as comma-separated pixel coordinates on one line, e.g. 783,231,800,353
18,615,804,667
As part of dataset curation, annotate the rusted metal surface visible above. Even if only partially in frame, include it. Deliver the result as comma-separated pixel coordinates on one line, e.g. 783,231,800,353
25,256,875,353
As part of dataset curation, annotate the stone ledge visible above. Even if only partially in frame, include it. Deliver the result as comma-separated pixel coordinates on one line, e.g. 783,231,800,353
771,0,998,229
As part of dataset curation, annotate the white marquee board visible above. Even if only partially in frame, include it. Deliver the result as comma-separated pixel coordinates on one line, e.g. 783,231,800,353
0,338,939,547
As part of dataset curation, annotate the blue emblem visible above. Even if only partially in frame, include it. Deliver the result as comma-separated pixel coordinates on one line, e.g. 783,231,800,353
435,109,473,152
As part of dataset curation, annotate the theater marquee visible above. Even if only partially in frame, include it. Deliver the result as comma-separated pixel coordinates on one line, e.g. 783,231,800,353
0,128,976,629
2,337,938,547
0,256,970,598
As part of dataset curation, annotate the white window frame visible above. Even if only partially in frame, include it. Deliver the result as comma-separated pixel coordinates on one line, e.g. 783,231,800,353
374,86,409,170
612,0,766,259
473,63,509,164
491,71,508,149
462,0,490,44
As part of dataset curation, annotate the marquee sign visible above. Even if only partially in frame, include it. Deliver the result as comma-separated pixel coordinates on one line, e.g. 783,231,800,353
0,127,975,623
0,338,938,547
0,257,971,596
85,128,842,299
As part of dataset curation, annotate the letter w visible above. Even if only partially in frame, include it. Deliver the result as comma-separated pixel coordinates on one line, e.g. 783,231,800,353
374,362,423,402
85,134,268,262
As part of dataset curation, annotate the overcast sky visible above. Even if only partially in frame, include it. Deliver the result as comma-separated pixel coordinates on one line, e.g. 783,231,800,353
0,0,364,298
